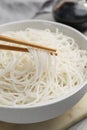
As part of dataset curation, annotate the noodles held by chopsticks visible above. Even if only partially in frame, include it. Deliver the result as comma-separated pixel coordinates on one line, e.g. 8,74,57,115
0,28,87,106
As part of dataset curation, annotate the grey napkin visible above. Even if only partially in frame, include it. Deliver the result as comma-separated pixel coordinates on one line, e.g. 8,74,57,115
0,0,55,24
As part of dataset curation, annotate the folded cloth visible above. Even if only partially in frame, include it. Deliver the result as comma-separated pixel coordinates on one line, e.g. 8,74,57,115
0,0,55,24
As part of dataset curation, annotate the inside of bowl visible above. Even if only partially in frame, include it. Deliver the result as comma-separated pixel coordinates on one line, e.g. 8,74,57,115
0,20,87,50
0,20,86,107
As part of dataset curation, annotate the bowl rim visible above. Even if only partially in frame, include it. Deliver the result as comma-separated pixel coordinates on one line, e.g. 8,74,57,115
0,19,87,109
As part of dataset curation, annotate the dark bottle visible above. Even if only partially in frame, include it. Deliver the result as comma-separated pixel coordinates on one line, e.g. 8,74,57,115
53,0,87,31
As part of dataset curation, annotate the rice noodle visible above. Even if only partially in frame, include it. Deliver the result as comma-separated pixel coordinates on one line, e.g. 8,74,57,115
0,28,87,106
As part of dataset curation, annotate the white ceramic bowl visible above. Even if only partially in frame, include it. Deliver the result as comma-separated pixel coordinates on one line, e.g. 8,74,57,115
0,20,87,124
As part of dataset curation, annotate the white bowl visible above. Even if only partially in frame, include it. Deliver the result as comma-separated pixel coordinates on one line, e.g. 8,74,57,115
0,20,87,124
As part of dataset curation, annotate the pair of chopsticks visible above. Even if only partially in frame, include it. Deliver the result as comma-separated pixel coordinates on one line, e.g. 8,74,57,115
0,35,57,55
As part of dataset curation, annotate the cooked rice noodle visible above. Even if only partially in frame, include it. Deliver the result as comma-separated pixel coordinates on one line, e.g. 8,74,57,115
0,28,87,106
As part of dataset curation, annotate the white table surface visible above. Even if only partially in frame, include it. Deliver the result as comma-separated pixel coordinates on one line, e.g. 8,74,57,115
34,12,87,130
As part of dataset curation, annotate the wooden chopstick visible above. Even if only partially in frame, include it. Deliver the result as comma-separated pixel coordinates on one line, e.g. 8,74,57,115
0,35,57,53
0,44,28,52
0,44,58,55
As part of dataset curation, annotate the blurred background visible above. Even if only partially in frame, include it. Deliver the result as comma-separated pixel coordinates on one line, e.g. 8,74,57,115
0,0,87,32
0,0,56,24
